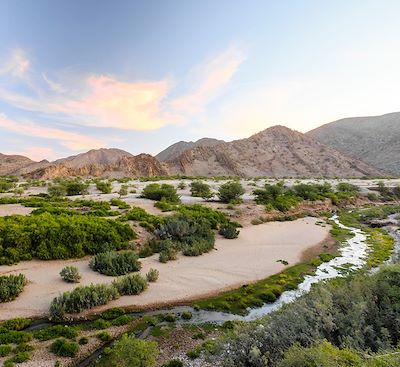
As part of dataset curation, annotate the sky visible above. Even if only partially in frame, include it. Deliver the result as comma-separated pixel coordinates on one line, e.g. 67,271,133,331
0,0,400,161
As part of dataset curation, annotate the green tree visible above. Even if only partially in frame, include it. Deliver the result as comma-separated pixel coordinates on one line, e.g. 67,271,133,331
96,181,112,194
217,181,245,203
190,181,213,199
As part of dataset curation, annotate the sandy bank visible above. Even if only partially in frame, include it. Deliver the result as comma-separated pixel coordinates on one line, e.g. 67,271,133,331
0,217,330,320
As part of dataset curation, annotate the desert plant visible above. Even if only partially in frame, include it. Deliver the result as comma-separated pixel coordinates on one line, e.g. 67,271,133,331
146,268,159,282
219,223,240,239
141,183,180,203
59,266,81,283
49,338,79,357
113,274,148,296
190,181,213,199
0,274,27,302
89,251,141,276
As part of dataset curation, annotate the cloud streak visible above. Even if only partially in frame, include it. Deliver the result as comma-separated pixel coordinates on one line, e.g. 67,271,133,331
0,48,30,78
0,113,106,150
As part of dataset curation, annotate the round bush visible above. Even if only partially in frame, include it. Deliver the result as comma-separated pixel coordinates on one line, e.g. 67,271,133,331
49,338,79,357
59,266,81,283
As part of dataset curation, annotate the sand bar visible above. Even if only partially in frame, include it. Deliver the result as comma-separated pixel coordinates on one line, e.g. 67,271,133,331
0,217,330,320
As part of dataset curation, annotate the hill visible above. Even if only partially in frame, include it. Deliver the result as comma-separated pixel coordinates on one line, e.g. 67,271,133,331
166,125,381,177
307,112,400,175
156,138,224,161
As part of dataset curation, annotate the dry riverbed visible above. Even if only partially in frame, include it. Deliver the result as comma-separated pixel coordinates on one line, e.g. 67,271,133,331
0,217,330,320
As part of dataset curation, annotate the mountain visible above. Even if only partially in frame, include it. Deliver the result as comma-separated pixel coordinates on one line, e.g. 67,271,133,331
307,112,400,175
25,149,168,179
156,138,224,161
166,125,382,177
0,153,46,176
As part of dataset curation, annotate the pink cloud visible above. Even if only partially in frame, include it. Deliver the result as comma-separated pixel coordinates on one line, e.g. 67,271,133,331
0,114,106,150
171,45,245,114
4,146,55,161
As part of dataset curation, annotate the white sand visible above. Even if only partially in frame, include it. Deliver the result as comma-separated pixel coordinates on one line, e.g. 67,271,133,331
0,217,330,320
0,204,33,216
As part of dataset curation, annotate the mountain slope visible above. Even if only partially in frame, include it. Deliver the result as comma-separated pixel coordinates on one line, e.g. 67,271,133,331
0,153,41,176
166,125,381,177
307,112,400,175
156,138,224,161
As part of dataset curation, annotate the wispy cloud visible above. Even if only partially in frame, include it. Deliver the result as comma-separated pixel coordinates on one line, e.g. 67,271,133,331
171,45,245,114
0,113,106,150
0,48,30,78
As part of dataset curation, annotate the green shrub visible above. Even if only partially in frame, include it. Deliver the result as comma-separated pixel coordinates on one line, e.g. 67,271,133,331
146,268,159,282
96,331,112,342
78,336,89,345
96,181,112,194
190,181,213,199
111,315,133,326
12,351,30,363
0,331,32,344
219,223,240,239
100,334,158,367
154,198,177,212
34,325,78,341
0,344,12,357
1,318,31,331
217,181,245,203
0,274,27,303
110,198,130,209
13,342,34,353
89,251,141,276
50,283,120,319
49,338,79,357
113,274,148,296
101,307,125,320
141,183,180,203
181,311,192,320
92,318,111,330
186,348,201,359
163,314,176,322
59,266,81,283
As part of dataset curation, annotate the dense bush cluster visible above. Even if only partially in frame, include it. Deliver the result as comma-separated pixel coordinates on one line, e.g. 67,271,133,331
49,178,89,196
33,325,78,341
155,214,215,258
94,334,158,367
221,264,400,366
0,177,16,193
190,181,213,199
49,338,79,357
50,274,149,319
0,274,27,302
0,213,135,265
89,251,142,276
110,198,130,209
119,206,164,231
253,182,360,212
141,183,180,203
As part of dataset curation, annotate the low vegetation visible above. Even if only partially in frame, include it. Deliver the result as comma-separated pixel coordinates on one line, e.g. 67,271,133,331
89,250,141,276
50,274,149,319
190,180,213,199
59,266,81,283
0,274,27,302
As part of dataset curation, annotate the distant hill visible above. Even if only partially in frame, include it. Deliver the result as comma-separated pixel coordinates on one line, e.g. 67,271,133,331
0,125,384,179
156,138,224,162
307,112,400,175
166,125,381,177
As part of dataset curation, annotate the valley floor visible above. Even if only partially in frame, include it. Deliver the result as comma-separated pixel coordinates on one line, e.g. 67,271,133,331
0,217,330,320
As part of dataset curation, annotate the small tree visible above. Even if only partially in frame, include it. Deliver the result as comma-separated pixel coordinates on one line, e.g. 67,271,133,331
217,181,245,203
190,181,213,200
59,266,81,283
48,184,67,197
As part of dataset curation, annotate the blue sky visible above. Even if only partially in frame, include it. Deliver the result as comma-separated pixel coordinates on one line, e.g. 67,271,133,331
0,0,400,160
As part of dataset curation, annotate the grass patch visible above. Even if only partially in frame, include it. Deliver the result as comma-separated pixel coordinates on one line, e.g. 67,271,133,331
194,256,333,315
